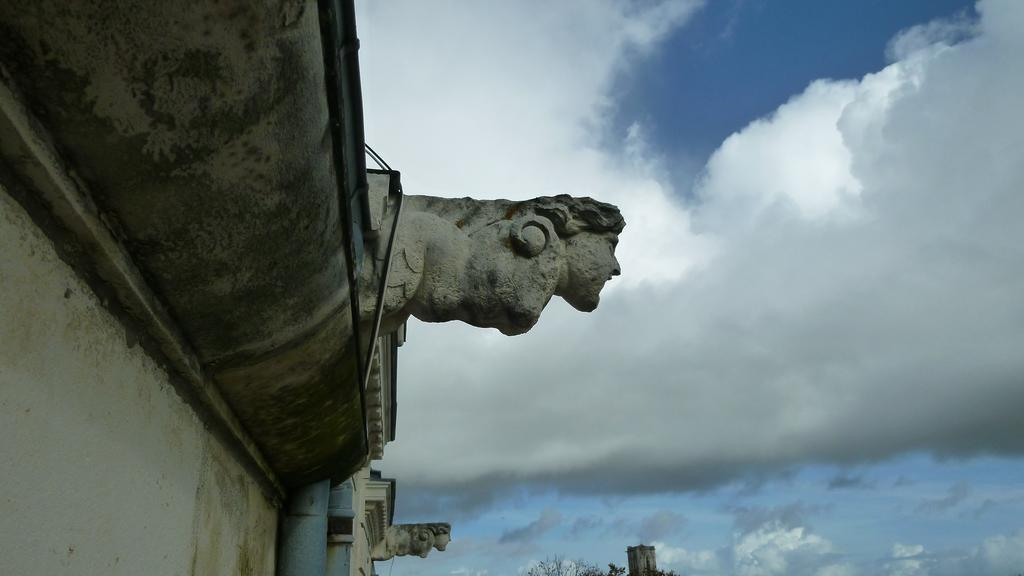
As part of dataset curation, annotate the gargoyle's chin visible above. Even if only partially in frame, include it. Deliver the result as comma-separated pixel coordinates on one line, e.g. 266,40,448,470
564,293,600,313
495,305,541,336
497,320,537,336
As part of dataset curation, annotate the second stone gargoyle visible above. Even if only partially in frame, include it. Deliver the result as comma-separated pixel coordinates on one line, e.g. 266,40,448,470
370,523,452,561
361,194,625,336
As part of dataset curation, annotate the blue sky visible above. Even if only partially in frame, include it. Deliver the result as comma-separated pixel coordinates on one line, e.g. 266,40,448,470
615,0,977,161
358,1,1024,574
411,455,1024,573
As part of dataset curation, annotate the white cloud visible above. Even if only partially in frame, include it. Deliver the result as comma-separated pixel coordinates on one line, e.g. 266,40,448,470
881,530,1024,576
891,544,925,559
884,545,933,573
653,519,856,576
733,523,835,576
653,541,723,574
363,0,1024,519
928,530,1024,576
886,11,978,62
697,79,863,227
652,528,1024,576
969,531,1024,574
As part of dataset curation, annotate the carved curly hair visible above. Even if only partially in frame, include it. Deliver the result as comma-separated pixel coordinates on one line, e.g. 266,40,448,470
522,194,625,236
410,194,625,237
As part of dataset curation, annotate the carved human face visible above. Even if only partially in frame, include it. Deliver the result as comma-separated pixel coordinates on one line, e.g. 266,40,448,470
432,528,451,551
558,231,621,312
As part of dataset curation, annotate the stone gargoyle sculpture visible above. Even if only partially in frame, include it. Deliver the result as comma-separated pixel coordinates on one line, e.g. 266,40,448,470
361,194,625,336
211,191,625,486
370,523,452,561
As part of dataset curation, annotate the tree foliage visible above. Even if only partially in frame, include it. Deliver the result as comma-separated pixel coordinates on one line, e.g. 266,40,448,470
526,558,677,576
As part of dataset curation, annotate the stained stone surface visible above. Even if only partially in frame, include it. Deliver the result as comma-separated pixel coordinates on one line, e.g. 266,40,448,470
362,193,625,337
0,0,624,487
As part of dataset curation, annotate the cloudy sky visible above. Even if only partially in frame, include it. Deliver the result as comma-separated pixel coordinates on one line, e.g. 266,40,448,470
356,1,1024,575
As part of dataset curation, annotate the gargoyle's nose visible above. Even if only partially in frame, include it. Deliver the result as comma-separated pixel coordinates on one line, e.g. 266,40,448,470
611,264,621,277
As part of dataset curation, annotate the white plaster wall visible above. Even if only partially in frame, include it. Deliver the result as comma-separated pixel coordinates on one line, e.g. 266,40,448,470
0,187,277,576
352,467,373,576
348,467,393,576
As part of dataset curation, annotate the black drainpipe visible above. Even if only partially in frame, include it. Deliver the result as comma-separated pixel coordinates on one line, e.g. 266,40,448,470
319,0,371,453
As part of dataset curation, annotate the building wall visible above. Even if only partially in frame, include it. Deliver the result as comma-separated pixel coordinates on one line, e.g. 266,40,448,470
0,187,278,576
351,467,374,576
330,466,392,576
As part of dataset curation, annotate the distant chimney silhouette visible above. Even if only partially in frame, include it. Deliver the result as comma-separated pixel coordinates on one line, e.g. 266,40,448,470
626,545,657,576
